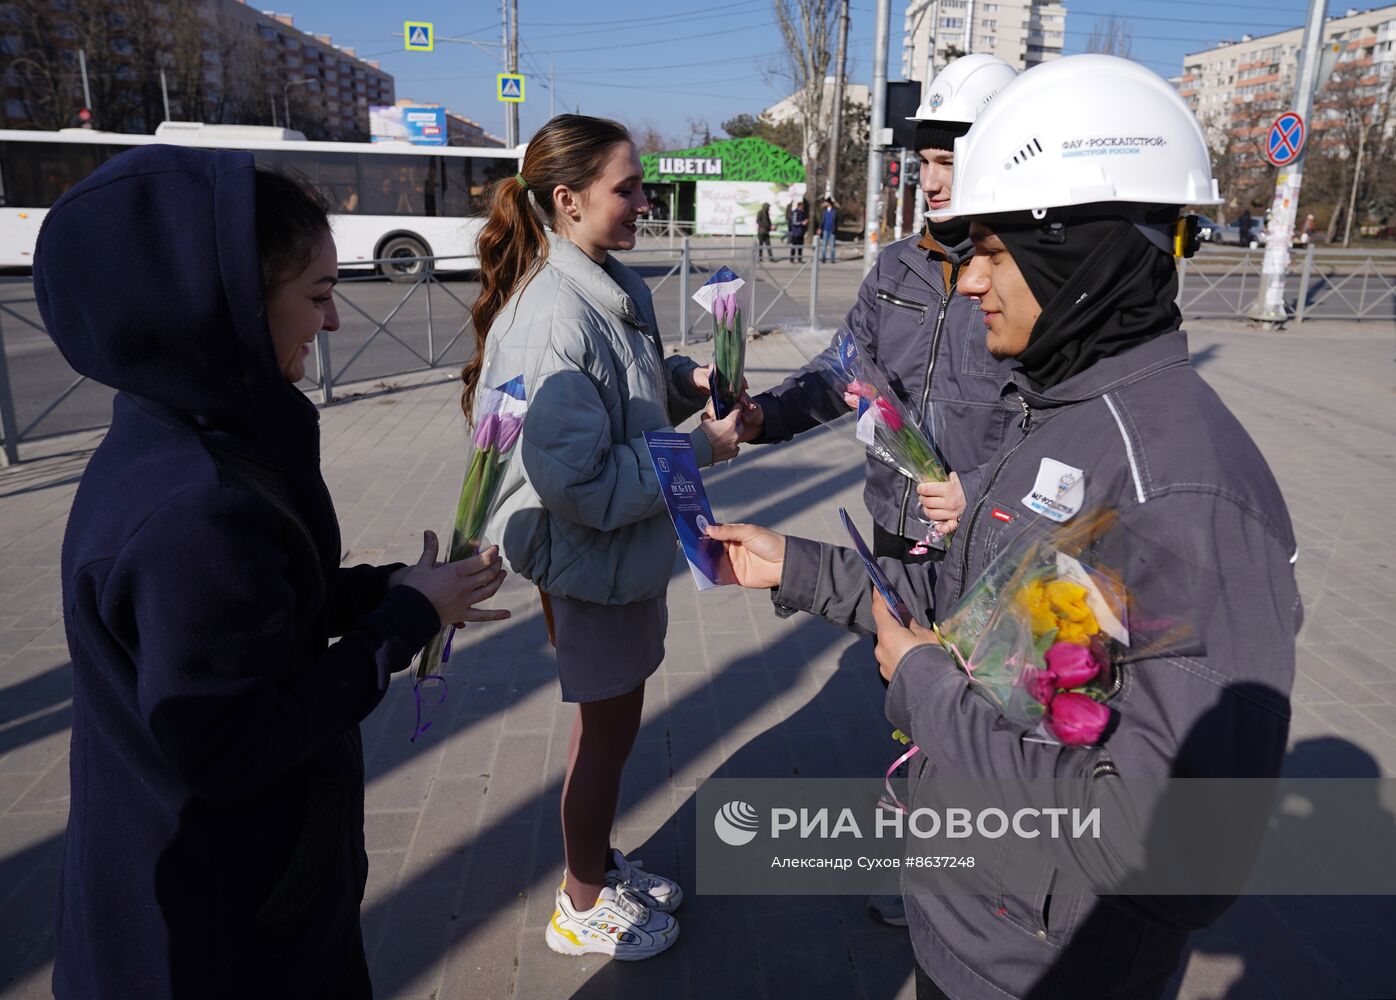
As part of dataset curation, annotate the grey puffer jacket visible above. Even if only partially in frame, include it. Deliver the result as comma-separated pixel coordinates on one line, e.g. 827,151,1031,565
773,332,1301,1000
480,234,711,605
751,232,1019,540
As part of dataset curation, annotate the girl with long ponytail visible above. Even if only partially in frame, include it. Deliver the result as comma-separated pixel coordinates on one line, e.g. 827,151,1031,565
462,115,750,960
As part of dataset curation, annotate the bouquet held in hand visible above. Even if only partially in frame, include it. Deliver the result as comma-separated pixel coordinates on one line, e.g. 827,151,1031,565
935,511,1141,747
692,266,750,419
416,374,527,678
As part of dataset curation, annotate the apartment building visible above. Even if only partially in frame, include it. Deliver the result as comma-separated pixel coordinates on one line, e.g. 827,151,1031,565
0,0,394,140
901,0,1067,82
1180,4,1396,156
235,4,395,139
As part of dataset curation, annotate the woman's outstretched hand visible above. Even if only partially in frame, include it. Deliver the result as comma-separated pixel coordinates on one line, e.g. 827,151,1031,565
395,531,511,628
704,522,787,590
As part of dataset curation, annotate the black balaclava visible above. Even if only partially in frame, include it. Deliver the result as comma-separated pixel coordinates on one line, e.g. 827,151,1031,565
990,208,1182,390
917,119,973,247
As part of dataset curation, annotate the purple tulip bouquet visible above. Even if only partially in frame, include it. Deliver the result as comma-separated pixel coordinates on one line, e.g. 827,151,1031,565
416,374,527,678
692,266,750,420
933,511,1134,746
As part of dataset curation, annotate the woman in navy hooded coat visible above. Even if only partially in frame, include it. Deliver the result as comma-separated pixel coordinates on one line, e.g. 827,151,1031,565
34,145,510,999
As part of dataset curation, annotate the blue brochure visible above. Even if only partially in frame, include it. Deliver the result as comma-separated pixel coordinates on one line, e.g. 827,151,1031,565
838,507,913,627
644,431,733,590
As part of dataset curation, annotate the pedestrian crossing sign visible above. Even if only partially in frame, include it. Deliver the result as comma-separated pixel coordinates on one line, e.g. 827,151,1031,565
497,73,525,103
404,21,433,52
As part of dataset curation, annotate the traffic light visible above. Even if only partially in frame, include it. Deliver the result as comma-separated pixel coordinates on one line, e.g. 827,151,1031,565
76,108,93,129
904,157,920,188
884,157,901,189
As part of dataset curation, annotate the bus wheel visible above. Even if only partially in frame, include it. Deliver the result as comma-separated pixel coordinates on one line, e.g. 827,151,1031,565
378,235,431,283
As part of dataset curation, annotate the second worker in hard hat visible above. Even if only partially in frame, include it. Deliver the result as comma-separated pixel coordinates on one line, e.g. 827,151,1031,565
743,53,1022,564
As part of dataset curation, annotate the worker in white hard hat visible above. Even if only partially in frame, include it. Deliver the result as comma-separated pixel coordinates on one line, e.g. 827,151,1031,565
707,55,1300,1000
738,50,1019,931
745,53,1020,562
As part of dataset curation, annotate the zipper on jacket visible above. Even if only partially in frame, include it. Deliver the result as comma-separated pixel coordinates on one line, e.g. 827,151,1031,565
955,393,1034,600
875,289,930,321
896,263,959,537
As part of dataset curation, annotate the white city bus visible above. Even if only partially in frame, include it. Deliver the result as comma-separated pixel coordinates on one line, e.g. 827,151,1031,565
0,123,520,274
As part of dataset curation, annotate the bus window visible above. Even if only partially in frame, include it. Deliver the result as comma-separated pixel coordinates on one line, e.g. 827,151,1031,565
441,156,515,217
360,155,435,216
0,142,108,207
317,156,359,214
250,150,356,212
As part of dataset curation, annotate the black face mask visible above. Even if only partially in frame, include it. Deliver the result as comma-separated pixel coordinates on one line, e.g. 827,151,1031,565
927,215,971,248
993,212,1182,390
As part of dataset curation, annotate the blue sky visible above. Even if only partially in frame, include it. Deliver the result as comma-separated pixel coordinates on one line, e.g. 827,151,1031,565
274,0,1357,141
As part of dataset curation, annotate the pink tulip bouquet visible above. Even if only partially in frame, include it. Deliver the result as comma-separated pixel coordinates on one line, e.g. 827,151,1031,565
840,347,950,551
933,510,1133,747
416,374,527,679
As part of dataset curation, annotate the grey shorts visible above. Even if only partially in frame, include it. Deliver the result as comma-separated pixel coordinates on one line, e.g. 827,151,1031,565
548,593,667,703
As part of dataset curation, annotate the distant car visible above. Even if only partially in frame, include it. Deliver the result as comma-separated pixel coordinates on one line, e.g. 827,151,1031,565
1213,220,1266,248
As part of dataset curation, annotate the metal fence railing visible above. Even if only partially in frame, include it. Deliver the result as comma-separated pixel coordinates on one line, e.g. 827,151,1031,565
308,254,475,405
4,244,1394,466
1175,246,1396,324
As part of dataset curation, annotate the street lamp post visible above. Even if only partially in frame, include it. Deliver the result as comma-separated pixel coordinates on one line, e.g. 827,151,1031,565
283,77,317,132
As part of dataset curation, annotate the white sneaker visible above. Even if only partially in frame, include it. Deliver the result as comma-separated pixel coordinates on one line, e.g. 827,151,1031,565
546,884,679,961
603,848,684,913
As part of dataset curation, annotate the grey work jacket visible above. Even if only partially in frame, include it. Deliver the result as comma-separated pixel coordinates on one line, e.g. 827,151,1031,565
773,332,1302,1000
480,234,710,605
751,232,1019,540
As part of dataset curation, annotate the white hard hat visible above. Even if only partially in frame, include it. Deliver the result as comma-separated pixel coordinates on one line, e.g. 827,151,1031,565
930,54,1221,220
908,53,1017,124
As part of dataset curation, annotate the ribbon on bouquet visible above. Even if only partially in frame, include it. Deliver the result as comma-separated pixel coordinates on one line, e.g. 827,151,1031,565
881,742,921,814
410,674,449,743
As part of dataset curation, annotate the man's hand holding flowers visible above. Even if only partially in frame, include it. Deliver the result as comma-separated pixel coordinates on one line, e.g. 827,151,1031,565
916,472,966,535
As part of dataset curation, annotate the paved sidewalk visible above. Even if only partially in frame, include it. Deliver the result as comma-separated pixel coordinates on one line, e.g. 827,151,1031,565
2,320,1395,999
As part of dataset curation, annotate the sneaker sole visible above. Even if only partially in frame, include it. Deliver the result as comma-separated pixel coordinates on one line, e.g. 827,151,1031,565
545,919,680,961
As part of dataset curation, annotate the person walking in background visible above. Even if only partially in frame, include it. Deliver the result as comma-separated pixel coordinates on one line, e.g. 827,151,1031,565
756,201,774,261
34,146,509,1000
818,196,838,262
1238,206,1254,247
459,114,751,961
788,196,809,262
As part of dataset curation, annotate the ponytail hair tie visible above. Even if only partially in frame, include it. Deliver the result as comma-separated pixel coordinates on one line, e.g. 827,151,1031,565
515,173,529,190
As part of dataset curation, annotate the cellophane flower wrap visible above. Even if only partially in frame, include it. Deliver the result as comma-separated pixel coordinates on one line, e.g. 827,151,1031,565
415,375,527,678
795,327,949,488
692,266,750,419
844,353,947,487
934,510,1138,747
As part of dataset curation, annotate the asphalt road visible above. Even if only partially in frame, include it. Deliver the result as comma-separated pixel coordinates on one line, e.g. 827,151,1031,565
3,243,1393,447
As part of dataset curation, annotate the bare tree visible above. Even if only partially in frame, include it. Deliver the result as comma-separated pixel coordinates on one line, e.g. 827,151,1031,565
1085,15,1132,59
772,0,838,202
1306,61,1396,243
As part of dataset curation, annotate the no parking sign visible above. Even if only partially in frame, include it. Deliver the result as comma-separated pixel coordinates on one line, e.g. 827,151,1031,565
1266,112,1305,167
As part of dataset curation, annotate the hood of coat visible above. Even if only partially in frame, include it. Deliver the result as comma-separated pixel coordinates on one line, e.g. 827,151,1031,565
34,143,318,469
